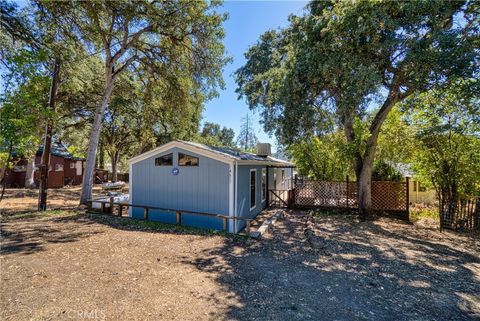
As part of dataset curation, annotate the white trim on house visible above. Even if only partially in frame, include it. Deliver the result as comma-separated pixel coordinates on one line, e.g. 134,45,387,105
234,161,238,233
128,140,294,167
249,168,257,211
228,162,235,233
129,141,236,166
236,160,294,166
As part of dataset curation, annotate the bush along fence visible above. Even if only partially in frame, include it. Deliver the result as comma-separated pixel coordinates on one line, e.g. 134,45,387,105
440,197,479,231
293,176,409,219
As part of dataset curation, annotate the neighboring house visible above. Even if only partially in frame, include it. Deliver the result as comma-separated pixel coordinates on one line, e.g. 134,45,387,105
409,180,437,205
391,162,437,205
3,143,86,188
129,140,294,233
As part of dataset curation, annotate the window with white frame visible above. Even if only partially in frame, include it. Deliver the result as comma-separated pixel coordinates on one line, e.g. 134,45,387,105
261,168,266,202
13,165,27,172
55,163,64,172
250,169,256,210
70,162,75,169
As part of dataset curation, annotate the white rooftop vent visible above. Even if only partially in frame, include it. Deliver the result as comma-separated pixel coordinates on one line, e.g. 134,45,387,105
256,143,271,157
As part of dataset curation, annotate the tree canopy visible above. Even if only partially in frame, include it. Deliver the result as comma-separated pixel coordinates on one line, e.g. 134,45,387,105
236,0,479,216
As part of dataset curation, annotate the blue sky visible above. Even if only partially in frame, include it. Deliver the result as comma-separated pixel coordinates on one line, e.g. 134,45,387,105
2,0,308,151
203,1,308,151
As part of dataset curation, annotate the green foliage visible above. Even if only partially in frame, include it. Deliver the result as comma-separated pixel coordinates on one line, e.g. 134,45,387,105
236,0,479,191
372,160,403,181
197,122,236,147
289,133,352,181
0,74,49,168
377,107,417,166
407,80,480,199
409,207,439,223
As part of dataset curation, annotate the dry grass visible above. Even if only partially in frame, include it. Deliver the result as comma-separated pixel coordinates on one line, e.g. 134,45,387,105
1,210,479,321
0,186,107,217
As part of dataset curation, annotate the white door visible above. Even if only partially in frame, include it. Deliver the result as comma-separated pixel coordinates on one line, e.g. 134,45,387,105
76,161,82,176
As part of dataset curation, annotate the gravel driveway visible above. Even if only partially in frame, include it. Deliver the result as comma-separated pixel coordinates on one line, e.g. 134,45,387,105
1,211,479,320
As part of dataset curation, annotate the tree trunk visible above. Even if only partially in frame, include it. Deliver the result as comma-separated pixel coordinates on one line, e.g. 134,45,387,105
99,143,105,169
358,146,376,220
24,154,36,188
38,58,61,211
111,150,119,182
347,91,400,220
80,69,115,205
0,142,13,202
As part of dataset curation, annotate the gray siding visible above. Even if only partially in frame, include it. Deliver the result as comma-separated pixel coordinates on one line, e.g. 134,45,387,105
235,165,267,232
131,147,230,231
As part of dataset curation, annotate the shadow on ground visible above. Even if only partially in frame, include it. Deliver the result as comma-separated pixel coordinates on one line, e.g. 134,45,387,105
181,210,480,321
0,215,103,255
1,210,478,320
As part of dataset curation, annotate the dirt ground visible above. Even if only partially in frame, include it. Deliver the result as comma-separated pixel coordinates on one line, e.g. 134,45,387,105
1,210,479,321
0,186,109,216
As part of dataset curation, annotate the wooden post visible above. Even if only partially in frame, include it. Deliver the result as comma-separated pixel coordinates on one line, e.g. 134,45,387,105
406,176,410,218
109,197,114,214
246,220,251,235
143,207,148,220
223,217,228,231
87,201,92,212
101,202,105,213
346,175,349,208
176,211,181,225
118,204,123,217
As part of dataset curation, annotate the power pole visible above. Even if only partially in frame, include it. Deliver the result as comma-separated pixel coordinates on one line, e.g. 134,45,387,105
245,113,249,150
38,58,61,211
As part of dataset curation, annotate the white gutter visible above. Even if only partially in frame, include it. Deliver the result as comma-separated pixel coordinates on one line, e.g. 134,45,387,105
228,162,235,233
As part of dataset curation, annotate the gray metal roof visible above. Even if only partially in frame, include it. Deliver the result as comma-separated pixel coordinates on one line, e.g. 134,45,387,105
36,143,86,161
178,140,294,166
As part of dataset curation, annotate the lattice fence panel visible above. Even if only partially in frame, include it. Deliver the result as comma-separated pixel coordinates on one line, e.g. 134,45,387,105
371,181,407,211
295,179,407,212
295,180,352,208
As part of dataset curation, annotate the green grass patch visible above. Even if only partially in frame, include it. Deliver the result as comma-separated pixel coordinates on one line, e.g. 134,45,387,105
409,208,439,222
86,212,247,238
313,208,355,217
1,209,78,221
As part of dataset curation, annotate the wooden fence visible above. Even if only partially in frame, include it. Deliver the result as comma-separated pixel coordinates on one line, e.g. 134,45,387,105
87,198,253,233
440,197,480,231
294,177,409,217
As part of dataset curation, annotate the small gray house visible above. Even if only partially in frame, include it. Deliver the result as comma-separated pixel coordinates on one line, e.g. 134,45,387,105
129,140,293,233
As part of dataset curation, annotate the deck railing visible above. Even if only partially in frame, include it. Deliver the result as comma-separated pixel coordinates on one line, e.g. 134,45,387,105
87,198,252,234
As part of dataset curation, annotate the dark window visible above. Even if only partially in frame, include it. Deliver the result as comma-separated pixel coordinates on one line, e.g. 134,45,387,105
250,170,256,209
179,153,199,166
418,182,427,192
155,153,173,166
